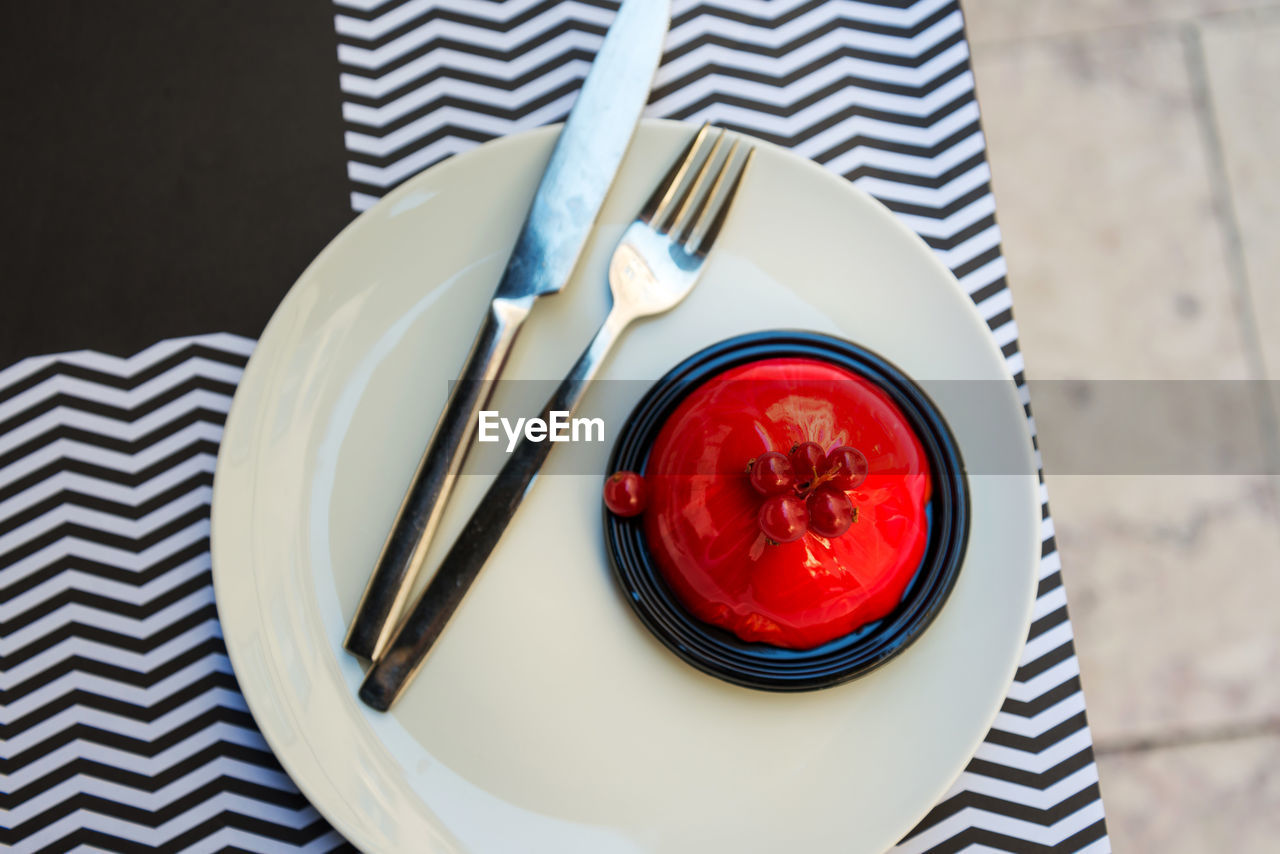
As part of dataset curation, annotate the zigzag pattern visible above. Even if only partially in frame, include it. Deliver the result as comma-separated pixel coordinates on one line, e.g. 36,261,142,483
0,354,1104,854
1,1,1107,850
331,0,1109,851
0,336,348,853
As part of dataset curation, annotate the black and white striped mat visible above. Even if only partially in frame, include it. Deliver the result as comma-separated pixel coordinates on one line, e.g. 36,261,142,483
0,1,1108,850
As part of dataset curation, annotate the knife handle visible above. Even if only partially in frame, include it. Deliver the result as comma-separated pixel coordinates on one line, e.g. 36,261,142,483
343,294,535,661
358,309,626,711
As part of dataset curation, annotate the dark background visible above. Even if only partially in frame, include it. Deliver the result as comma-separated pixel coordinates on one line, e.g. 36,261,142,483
0,1,353,368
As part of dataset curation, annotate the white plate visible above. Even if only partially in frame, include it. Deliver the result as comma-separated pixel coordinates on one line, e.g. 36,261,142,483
211,120,1039,853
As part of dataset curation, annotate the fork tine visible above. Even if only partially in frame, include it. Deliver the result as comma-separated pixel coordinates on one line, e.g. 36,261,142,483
667,131,730,243
644,124,719,231
684,144,755,256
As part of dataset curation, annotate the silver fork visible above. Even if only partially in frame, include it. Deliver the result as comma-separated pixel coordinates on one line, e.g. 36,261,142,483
360,125,754,711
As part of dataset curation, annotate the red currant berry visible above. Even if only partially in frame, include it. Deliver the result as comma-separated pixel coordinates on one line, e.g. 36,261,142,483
826,446,868,489
604,471,648,517
758,494,809,543
789,441,826,484
806,486,854,538
748,451,797,495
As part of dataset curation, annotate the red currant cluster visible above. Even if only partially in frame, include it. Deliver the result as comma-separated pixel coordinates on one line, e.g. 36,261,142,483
749,442,868,544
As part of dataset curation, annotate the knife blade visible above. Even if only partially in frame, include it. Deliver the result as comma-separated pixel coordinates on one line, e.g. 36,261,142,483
344,0,671,661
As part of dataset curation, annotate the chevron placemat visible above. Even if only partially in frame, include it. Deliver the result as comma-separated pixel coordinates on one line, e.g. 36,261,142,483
0,1,1108,851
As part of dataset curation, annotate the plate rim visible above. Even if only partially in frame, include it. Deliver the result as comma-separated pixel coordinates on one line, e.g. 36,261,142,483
211,118,1041,853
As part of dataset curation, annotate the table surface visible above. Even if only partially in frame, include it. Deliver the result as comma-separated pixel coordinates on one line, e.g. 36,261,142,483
0,1,1109,851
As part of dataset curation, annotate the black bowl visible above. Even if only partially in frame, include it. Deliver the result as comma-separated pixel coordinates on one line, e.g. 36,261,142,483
604,331,970,692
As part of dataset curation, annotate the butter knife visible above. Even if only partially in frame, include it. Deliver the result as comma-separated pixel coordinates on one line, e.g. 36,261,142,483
343,0,671,661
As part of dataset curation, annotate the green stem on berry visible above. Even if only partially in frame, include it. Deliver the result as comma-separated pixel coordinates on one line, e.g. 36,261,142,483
795,466,839,498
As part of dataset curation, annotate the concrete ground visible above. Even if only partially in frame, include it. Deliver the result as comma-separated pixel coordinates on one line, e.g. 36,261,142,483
963,1,1280,849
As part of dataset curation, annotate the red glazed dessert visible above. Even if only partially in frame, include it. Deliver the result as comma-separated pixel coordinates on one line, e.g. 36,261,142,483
642,357,932,650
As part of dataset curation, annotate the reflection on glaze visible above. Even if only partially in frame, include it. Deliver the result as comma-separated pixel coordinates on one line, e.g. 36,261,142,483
643,358,932,649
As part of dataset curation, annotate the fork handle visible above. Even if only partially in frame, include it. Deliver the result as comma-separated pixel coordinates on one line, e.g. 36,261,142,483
359,307,629,711
344,295,535,661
